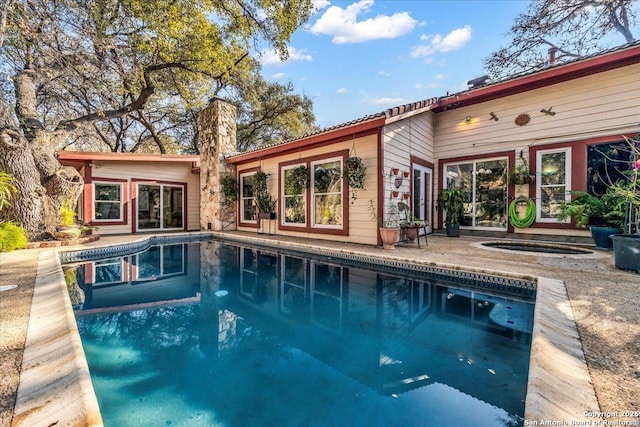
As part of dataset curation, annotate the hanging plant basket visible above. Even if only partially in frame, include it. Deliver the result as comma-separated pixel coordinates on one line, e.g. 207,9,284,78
343,156,367,203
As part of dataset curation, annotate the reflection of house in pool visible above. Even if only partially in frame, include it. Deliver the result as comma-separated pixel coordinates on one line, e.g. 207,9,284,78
74,243,201,310
218,244,533,415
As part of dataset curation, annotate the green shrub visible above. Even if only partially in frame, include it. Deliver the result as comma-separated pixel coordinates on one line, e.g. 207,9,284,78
0,221,28,252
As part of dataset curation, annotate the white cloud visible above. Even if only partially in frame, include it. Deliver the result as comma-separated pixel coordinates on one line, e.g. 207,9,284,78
259,46,313,65
410,25,472,57
379,71,391,77
367,96,406,105
272,72,286,79
310,0,417,44
336,88,349,94
434,73,446,80
312,0,331,13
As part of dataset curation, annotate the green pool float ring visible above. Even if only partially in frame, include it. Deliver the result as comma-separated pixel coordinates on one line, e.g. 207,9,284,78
509,196,535,228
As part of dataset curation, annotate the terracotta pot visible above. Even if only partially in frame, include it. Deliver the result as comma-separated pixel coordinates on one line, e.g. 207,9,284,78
379,227,400,250
404,226,418,241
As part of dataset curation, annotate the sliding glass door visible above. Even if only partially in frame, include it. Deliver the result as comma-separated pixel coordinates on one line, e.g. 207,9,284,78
137,183,184,231
444,158,508,230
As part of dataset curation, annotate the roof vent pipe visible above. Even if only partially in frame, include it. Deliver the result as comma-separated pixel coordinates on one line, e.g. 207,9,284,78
547,47,559,66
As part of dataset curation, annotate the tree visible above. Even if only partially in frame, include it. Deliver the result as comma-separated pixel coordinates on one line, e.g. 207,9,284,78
0,0,313,240
230,59,319,152
484,0,638,78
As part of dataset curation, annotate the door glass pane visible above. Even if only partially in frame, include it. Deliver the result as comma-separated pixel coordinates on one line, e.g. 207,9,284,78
413,170,422,219
241,175,256,222
539,151,568,219
139,185,161,229
475,160,507,228
163,186,183,228
446,164,473,226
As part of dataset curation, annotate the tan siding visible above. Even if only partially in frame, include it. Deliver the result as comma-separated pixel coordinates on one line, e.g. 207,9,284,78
91,161,200,235
432,64,640,236
236,135,380,245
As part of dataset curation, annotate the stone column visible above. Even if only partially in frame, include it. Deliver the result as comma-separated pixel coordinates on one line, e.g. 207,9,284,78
198,98,237,231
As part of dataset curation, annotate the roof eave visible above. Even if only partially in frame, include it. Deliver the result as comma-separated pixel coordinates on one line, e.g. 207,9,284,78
432,43,640,112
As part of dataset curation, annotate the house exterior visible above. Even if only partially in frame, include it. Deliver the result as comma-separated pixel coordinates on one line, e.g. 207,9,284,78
224,42,640,246
60,42,640,245
58,151,201,235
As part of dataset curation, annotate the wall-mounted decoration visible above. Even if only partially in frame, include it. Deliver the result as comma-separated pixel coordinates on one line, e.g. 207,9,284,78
490,112,499,121
515,113,531,126
540,107,556,116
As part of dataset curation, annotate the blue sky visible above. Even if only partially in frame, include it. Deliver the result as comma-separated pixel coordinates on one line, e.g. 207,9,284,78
257,0,533,128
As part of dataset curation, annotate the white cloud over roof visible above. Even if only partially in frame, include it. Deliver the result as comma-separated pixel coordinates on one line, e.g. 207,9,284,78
410,25,472,57
310,0,416,44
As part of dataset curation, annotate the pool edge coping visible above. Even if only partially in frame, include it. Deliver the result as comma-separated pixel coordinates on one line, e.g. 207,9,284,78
12,232,599,426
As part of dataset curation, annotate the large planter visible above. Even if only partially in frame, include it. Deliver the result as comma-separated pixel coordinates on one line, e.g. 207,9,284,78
589,226,622,250
54,225,82,240
445,223,460,237
611,234,640,273
379,227,400,250
258,212,277,220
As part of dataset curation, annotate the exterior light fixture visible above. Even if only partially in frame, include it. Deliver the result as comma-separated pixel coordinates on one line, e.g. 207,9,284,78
465,116,472,123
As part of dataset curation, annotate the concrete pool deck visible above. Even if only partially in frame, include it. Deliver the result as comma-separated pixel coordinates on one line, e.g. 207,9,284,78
5,231,639,426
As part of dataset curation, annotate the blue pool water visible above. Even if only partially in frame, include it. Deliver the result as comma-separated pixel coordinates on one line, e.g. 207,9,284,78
67,239,534,427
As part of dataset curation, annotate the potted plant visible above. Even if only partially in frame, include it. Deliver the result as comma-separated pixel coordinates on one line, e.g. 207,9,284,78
54,199,82,240
369,200,400,249
437,188,470,237
254,170,277,219
343,156,367,203
556,188,625,249
508,157,534,185
401,216,426,241
610,146,640,272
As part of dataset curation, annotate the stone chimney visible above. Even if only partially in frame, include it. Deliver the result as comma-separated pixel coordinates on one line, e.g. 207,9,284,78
198,98,237,231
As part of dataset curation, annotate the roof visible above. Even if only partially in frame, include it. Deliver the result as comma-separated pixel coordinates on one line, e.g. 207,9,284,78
225,98,439,164
228,41,640,164
431,40,640,112
57,150,200,163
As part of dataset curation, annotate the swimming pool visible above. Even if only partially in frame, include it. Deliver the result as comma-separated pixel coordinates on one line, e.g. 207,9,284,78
66,239,535,427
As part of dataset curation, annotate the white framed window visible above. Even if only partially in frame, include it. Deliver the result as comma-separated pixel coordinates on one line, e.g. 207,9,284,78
93,182,123,221
281,164,306,226
311,157,343,228
240,172,257,223
536,147,571,223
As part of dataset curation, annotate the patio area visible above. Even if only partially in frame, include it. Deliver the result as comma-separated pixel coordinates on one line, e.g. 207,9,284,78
1,231,638,426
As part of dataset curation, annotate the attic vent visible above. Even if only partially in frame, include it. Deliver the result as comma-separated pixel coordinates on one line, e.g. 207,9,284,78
467,75,489,88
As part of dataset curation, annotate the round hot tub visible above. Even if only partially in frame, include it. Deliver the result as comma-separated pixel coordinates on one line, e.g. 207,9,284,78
480,241,593,255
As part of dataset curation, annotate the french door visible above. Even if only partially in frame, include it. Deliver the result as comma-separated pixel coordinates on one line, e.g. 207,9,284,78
412,164,433,234
137,183,184,231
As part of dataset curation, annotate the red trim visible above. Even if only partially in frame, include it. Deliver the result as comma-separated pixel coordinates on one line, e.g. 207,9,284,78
227,118,385,165
437,150,515,231
237,167,260,229
58,150,199,163
410,156,435,227
277,150,350,236
376,132,384,246
432,45,640,112
528,134,632,229
89,177,129,227
130,179,187,233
